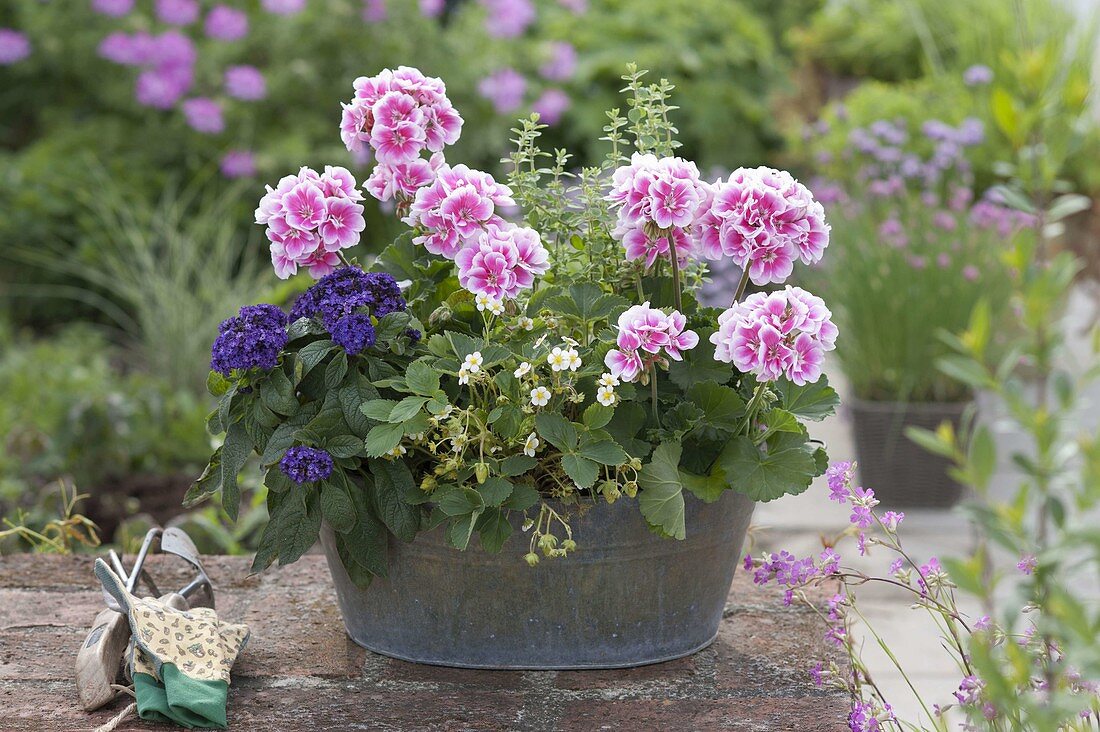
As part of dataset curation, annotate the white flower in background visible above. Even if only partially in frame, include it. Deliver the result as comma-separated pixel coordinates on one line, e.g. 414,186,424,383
514,361,532,378
385,444,407,459
457,366,470,385
523,432,540,457
474,293,495,312
564,348,582,371
517,316,535,331
530,386,552,407
487,299,504,316
463,351,484,373
596,385,616,406
599,373,620,387
548,347,568,371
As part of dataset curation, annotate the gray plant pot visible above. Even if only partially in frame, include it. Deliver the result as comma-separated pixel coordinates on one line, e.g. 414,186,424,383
320,489,755,670
850,397,970,508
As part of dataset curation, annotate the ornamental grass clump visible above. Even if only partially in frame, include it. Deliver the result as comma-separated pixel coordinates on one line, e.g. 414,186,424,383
187,64,841,583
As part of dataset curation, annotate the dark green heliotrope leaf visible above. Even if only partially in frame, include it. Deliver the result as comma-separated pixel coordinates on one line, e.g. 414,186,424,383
260,367,298,416
718,432,818,501
774,376,840,421
207,370,231,397
297,339,336,377
286,317,327,342
325,351,349,390
339,479,389,581
218,421,253,521
477,508,513,553
320,478,356,533
637,442,687,540
276,490,322,567
259,422,296,467
183,447,222,508
535,413,578,452
325,434,364,459
338,373,378,438
561,454,599,488
368,459,420,542
686,380,746,433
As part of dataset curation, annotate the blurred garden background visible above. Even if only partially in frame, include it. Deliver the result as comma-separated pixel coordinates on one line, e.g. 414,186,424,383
1,0,1098,596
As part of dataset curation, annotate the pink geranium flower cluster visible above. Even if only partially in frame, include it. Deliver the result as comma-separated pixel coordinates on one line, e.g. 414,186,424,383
607,153,708,269
694,167,830,286
403,163,516,259
342,67,464,203
255,166,367,280
455,224,549,301
605,303,699,382
711,287,837,385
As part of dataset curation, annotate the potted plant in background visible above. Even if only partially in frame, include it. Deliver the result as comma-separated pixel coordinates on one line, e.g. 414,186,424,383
801,108,1032,507
186,65,841,669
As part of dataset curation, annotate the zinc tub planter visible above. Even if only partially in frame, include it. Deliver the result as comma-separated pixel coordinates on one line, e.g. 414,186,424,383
320,489,755,670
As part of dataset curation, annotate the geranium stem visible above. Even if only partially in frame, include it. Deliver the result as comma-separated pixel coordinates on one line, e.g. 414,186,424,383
732,267,751,305
649,364,660,426
667,233,683,312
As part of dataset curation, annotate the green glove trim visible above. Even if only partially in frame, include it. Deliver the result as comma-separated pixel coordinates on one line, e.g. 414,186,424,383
134,667,229,729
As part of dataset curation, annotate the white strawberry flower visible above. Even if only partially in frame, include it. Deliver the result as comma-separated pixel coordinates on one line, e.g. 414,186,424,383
474,293,495,312
514,361,532,378
596,385,616,406
487,299,505,316
547,347,567,372
523,432,540,457
517,316,535,331
599,373,620,387
530,386,552,407
564,348,582,371
385,444,408,459
463,351,483,373
457,366,470,385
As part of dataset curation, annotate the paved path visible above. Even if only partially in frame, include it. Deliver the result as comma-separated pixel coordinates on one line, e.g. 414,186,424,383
1,554,848,731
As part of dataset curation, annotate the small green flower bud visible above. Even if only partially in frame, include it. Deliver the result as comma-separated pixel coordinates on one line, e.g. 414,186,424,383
475,462,489,484
629,457,643,470
622,480,638,498
420,475,437,493
524,552,540,567
562,539,577,552
538,533,558,554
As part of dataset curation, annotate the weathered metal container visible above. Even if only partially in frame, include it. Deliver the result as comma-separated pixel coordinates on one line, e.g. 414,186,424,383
319,490,755,669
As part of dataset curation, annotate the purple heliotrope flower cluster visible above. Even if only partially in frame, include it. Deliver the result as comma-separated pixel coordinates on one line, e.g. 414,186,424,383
289,268,408,355
279,446,334,485
290,267,406,325
210,304,289,376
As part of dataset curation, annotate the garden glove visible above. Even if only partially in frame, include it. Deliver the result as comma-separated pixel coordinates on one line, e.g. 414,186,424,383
94,559,250,729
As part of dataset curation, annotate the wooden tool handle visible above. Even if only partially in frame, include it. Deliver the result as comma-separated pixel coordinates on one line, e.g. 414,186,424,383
75,608,130,712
